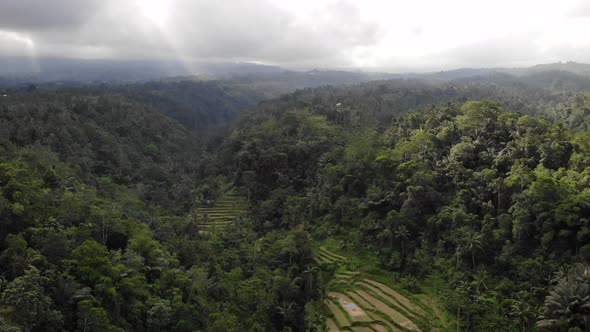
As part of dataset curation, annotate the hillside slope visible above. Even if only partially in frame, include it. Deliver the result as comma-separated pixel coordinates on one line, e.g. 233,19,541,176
0,91,201,208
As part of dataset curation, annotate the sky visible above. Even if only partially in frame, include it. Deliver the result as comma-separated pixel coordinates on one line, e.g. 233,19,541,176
1,0,590,72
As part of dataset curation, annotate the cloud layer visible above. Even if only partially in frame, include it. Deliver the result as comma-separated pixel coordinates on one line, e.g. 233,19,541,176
1,0,590,71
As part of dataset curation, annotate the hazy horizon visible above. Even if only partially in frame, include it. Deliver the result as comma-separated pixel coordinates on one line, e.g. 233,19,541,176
2,0,590,73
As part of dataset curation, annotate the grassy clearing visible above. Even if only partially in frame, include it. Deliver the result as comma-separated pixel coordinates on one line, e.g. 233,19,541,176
194,189,246,235
356,268,449,330
199,221,233,225
345,292,400,332
362,279,422,313
319,247,346,261
357,281,426,322
326,318,339,332
413,274,457,331
354,290,415,329
356,283,415,321
336,270,361,282
325,299,351,328
318,253,344,265
371,323,391,332
319,251,338,261
317,253,338,265
346,291,373,311
316,247,347,268
329,292,371,322
201,213,234,218
319,240,451,332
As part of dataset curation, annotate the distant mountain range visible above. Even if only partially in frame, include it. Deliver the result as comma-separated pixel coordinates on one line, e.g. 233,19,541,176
0,57,290,84
2,56,590,85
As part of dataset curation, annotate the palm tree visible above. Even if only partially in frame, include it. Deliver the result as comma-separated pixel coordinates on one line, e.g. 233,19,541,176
453,280,469,332
541,278,590,330
455,244,463,269
394,225,410,258
510,300,534,332
464,231,482,268
305,189,320,220
277,301,296,325
303,265,319,293
472,269,489,295
377,228,393,249
280,236,298,265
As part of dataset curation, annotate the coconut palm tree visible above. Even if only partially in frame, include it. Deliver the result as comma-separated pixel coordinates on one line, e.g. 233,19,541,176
510,300,535,332
277,301,296,326
464,231,482,268
472,269,489,295
539,264,590,331
395,225,410,258
303,265,319,294
540,279,590,330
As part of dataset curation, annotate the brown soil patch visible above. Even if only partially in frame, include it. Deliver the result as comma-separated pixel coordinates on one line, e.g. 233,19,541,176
329,292,370,322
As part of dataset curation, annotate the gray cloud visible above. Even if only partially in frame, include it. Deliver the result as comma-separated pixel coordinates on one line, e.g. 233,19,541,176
147,0,379,64
0,0,380,68
0,0,586,71
0,0,104,30
439,35,542,68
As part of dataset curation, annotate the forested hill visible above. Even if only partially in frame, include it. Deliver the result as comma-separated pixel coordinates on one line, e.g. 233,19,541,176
5,66,590,134
111,80,268,131
0,82,325,331
223,86,590,330
0,91,202,209
131,67,590,129
2,70,590,331
224,73,585,136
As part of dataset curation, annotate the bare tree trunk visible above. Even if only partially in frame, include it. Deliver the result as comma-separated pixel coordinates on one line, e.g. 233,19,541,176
457,306,460,332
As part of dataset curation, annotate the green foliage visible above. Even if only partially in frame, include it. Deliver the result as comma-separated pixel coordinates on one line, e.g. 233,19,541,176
538,264,590,331
0,268,62,331
223,91,590,330
0,93,201,210
72,240,112,285
5,76,590,331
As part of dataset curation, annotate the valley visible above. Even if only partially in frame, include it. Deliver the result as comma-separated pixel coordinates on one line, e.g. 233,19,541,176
1,65,590,331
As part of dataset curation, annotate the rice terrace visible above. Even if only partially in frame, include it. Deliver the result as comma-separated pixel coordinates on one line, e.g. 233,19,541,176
192,188,248,236
317,246,448,331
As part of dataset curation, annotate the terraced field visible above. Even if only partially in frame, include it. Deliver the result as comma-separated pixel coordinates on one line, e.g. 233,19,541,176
315,246,347,265
193,190,247,235
317,247,445,332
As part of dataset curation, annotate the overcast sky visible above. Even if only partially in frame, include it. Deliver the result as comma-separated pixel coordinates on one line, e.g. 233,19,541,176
1,0,590,72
